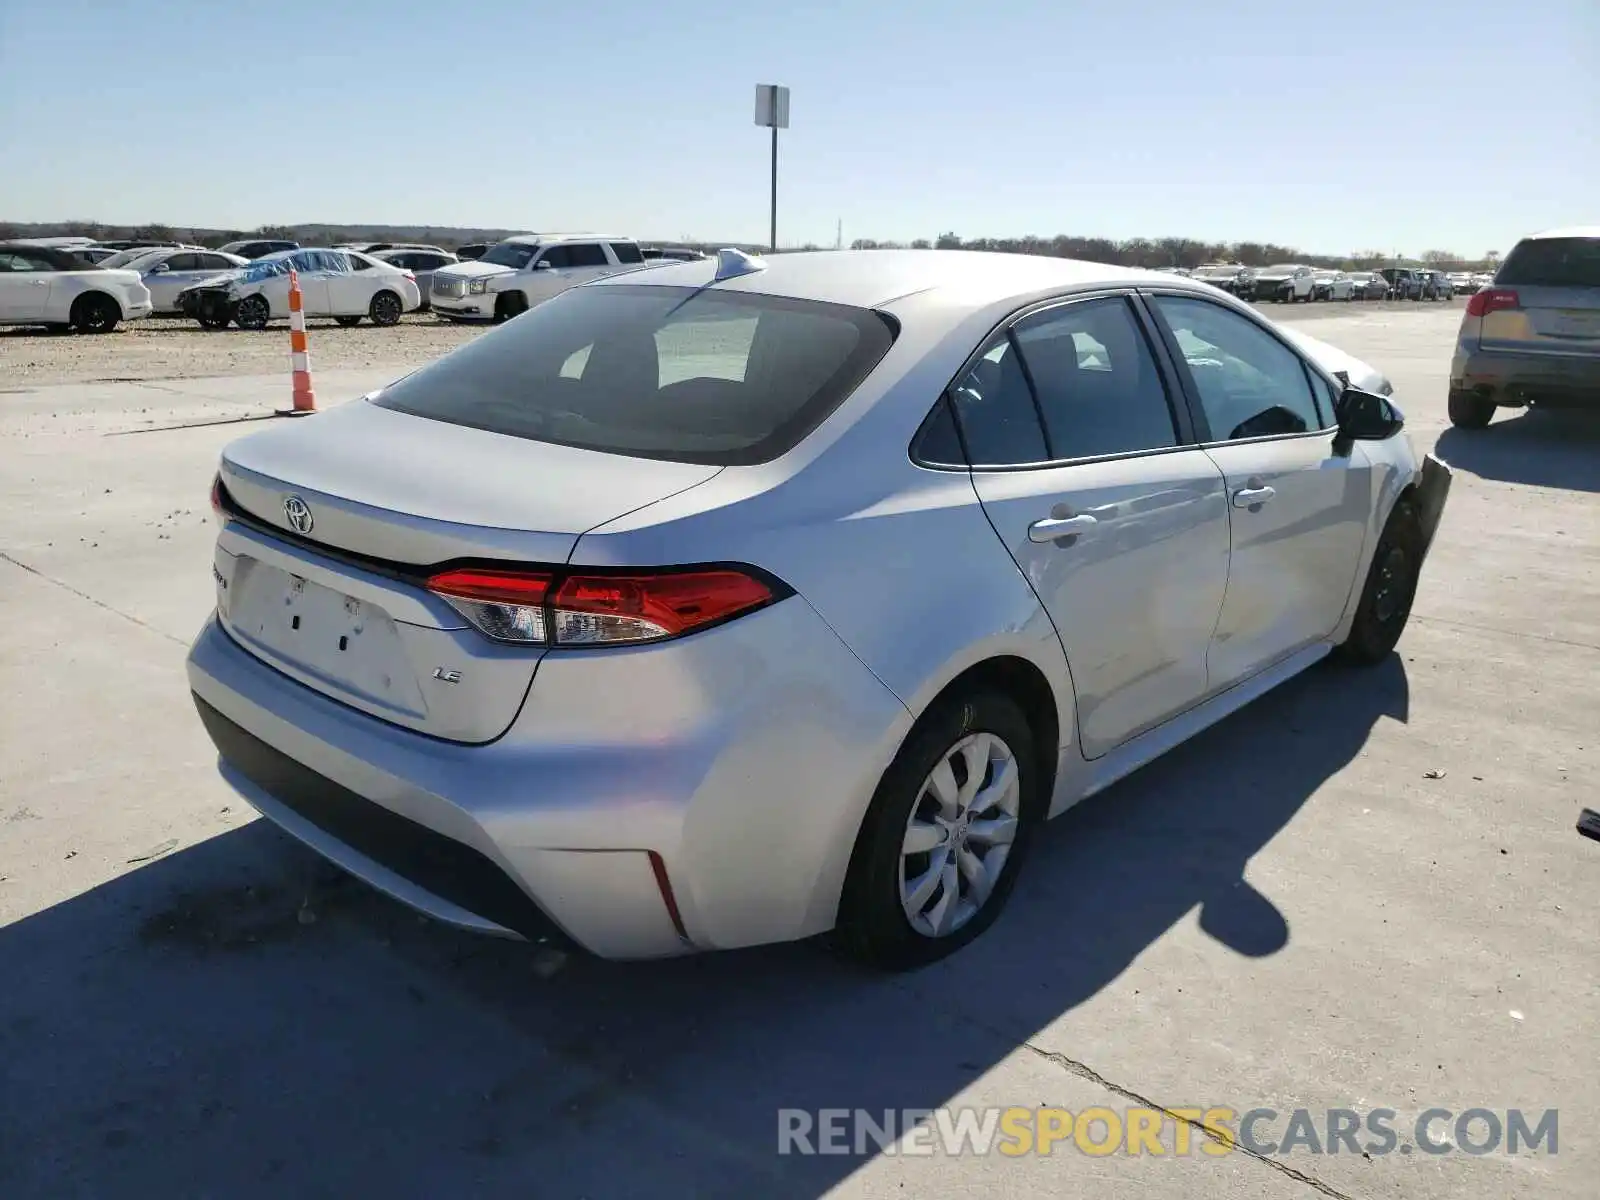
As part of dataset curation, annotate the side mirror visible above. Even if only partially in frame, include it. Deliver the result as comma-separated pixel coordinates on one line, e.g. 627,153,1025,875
533,260,552,271
1335,386,1405,442
149,262,170,274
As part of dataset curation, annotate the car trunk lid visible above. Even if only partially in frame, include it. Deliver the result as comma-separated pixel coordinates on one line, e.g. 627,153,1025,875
214,400,721,742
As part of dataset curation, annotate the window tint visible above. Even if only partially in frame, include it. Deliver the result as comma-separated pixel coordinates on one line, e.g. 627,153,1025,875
538,245,572,269
1497,237,1600,288
2,252,56,272
609,241,645,265
345,253,375,271
565,243,609,268
372,284,895,465
1153,296,1323,440
948,337,1048,466
479,242,539,269
165,253,200,271
198,254,235,270
913,397,967,467
1010,297,1178,459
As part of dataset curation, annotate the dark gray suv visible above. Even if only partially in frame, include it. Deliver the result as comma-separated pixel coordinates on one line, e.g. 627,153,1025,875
1448,227,1600,427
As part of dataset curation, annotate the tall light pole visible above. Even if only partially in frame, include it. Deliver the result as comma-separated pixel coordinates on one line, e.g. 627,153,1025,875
754,84,789,253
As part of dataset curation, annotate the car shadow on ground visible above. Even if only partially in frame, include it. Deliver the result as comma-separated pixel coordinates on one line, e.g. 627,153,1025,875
1435,407,1600,493
0,657,1407,1199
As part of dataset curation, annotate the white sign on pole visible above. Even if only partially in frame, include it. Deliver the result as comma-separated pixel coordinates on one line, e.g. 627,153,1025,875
754,84,790,129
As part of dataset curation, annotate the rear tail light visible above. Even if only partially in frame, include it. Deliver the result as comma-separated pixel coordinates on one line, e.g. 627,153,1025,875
1466,287,1519,317
426,566,781,647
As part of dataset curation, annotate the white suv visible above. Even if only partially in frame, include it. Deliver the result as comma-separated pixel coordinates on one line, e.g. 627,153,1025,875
0,243,153,333
429,234,649,322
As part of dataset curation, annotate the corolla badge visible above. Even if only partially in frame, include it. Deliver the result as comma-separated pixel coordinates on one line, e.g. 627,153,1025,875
282,495,314,535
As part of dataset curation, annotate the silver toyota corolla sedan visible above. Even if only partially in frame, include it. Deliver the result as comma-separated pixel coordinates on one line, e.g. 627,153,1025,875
188,249,1451,969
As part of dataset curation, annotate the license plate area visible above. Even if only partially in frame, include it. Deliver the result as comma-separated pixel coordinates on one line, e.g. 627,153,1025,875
1543,311,1600,339
224,556,427,718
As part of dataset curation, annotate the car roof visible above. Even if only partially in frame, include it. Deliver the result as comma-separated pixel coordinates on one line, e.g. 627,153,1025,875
592,249,1173,311
500,233,634,246
1523,226,1600,241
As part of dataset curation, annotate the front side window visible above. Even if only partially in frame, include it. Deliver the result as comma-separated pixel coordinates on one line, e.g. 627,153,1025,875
165,253,200,272
537,245,572,269
1152,295,1324,440
372,284,895,465
1010,297,1179,460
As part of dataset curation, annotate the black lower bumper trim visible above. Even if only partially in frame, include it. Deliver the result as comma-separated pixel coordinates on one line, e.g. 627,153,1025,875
192,694,567,944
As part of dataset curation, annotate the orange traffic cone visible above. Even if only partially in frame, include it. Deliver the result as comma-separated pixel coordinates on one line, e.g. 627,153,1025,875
277,267,317,416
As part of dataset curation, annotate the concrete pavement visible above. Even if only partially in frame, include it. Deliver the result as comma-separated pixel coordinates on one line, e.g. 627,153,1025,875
1,308,1595,1199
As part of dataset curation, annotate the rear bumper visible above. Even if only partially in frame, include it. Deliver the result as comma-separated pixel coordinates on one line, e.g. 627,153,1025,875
186,597,910,959
1450,346,1600,406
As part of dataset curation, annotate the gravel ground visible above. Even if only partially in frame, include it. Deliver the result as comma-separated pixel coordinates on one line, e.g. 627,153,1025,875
0,313,486,388
2,298,1468,389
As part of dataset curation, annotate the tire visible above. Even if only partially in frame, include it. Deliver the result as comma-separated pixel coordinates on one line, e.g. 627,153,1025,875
71,293,120,334
834,690,1042,970
197,311,231,331
234,294,270,330
494,291,527,324
1333,500,1423,665
368,290,402,327
1447,389,1496,429
334,315,363,328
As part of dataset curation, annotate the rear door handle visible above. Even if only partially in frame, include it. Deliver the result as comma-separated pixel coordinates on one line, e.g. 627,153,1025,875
1232,485,1276,508
1028,514,1098,542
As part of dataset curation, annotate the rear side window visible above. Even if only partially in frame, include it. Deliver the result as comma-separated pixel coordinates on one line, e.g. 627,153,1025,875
948,338,1049,466
609,242,645,264
566,243,608,267
1010,298,1178,460
372,284,896,465
1497,237,1600,288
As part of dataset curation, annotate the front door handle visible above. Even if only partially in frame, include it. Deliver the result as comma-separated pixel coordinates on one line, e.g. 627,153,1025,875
1028,514,1098,543
1231,485,1276,509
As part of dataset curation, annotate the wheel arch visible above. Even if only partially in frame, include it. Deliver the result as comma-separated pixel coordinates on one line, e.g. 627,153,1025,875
70,288,125,320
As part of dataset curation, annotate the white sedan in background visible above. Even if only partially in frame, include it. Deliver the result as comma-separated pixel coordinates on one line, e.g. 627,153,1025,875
0,242,152,332
177,249,422,330
130,248,249,313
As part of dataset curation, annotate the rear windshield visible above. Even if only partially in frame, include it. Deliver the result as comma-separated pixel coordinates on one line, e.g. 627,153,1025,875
372,284,897,465
1497,238,1600,288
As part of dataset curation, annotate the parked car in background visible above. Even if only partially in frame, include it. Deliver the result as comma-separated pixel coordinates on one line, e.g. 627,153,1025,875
454,243,490,261
1447,226,1600,428
217,239,301,260
641,246,709,262
65,246,119,266
188,249,1450,967
1471,272,1495,290
132,247,249,313
373,248,458,310
1248,264,1317,302
1416,270,1453,301
0,242,153,332
1379,268,1423,300
178,248,420,330
1447,272,1479,295
429,234,649,323
1189,264,1251,296
1345,271,1389,300
1311,270,1355,301
337,242,450,256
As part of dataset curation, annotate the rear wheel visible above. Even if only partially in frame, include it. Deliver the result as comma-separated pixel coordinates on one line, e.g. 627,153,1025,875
71,293,120,334
334,315,363,328
1334,500,1423,665
368,290,402,327
834,691,1041,970
1447,389,1496,429
234,294,270,330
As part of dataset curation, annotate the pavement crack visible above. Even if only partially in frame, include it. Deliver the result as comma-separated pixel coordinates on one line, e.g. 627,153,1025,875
0,552,186,646
1017,1041,1359,1200
1413,613,1599,653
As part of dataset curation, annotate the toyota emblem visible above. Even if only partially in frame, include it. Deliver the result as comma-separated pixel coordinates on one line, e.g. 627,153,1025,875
283,495,314,535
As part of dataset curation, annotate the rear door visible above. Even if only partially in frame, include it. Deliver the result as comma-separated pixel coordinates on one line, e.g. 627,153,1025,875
1479,235,1600,358
957,293,1232,758
1145,293,1371,691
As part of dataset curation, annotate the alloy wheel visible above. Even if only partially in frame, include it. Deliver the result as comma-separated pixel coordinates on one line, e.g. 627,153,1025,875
899,732,1021,938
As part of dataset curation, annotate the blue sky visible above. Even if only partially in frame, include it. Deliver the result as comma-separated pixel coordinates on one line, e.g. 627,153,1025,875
1,0,1593,256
